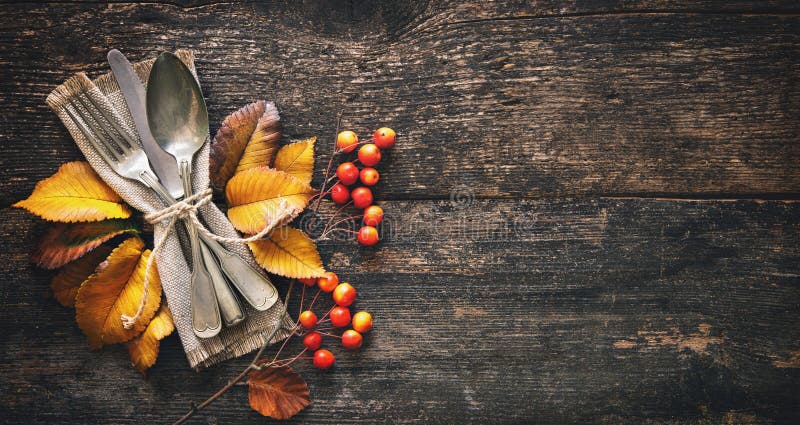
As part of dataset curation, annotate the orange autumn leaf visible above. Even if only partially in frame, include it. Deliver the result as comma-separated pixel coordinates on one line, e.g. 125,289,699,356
210,100,281,191
248,226,326,279
32,219,139,269
13,161,131,222
225,168,315,234
126,303,174,374
273,137,315,185
51,244,114,307
248,365,311,419
75,237,162,349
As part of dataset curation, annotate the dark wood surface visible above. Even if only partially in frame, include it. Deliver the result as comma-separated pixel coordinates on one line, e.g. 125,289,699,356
1,1,799,424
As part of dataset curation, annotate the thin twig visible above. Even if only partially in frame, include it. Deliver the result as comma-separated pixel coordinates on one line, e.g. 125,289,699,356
173,312,287,425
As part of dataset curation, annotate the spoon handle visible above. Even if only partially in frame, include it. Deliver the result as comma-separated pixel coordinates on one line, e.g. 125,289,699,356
179,161,245,333
198,234,280,311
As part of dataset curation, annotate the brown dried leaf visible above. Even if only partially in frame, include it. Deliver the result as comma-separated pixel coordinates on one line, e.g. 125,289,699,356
248,365,311,419
75,237,162,349
273,137,315,185
126,303,174,374
32,219,139,269
50,244,114,307
210,101,281,191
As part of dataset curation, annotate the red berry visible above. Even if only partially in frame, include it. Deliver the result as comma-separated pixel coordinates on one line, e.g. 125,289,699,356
357,226,379,246
363,205,384,226
303,331,322,351
373,127,396,149
330,306,351,327
313,349,335,369
299,310,317,329
332,282,357,307
352,311,373,333
336,131,358,153
358,144,381,167
298,278,316,286
317,272,339,292
330,183,350,204
351,187,373,209
359,167,380,186
342,329,363,350
336,162,360,186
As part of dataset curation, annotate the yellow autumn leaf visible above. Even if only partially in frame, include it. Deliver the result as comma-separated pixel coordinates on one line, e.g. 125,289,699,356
273,137,315,185
127,303,174,374
13,161,130,222
51,244,114,308
248,226,326,279
226,167,316,234
210,101,281,191
75,237,162,349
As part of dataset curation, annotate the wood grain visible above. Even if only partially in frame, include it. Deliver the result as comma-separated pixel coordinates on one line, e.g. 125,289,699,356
1,1,799,424
1,2,799,204
2,199,800,423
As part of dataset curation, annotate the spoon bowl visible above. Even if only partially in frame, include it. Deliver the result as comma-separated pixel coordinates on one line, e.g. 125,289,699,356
146,52,209,165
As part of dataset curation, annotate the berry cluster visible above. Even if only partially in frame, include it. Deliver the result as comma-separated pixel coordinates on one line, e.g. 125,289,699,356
297,272,373,369
329,127,396,246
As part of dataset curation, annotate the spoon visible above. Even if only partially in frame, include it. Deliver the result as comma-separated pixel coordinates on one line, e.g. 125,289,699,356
147,52,242,337
147,53,280,332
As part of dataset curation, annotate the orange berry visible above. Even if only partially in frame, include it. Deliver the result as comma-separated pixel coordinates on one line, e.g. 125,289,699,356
359,167,380,186
298,278,316,286
336,162,360,186
352,311,373,333
299,310,318,329
313,349,335,369
373,127,396,149
330,306,351,327
332,282,357,307
336,130,358,153
358,144,381,167
342,329,363,350
363,205,384,226
351,187,373,209
357,226,379,246
303,331,322,351
330,183,350,204
317,272,339,292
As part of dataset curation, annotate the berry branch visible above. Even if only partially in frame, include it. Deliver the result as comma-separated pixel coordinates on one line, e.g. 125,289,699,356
172,126,394,422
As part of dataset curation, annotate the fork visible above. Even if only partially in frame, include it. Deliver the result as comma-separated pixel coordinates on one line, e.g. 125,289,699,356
63,93,244,338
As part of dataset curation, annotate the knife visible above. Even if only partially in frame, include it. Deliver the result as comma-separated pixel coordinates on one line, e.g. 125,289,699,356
107,49,184,199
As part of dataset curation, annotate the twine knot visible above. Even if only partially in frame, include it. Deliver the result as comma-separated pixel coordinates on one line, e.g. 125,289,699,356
120,189,298,329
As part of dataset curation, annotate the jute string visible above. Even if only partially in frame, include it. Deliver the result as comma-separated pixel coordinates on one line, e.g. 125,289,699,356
121,188,293,329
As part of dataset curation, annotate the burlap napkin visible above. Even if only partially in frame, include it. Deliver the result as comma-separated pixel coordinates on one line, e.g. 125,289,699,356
45,50,293,369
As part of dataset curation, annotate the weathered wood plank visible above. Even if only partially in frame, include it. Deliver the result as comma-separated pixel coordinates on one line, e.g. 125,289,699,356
0,3,798,204
2,198,798,423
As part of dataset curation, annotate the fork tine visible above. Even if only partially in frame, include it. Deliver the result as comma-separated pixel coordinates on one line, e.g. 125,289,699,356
80,93,139,152
67,99,126,164
73,96,132,156
63,103,120,167
68,99,125,162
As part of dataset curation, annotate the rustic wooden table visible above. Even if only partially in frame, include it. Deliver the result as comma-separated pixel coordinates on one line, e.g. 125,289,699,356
1,1,799,423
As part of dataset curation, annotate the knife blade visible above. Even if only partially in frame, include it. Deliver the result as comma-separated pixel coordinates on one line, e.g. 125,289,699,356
107,49,184,199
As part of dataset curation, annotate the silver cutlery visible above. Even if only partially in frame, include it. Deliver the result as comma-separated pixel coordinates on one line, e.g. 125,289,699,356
107,49,184,199
62,94,227,338
145,52,280,313
108,50,245,332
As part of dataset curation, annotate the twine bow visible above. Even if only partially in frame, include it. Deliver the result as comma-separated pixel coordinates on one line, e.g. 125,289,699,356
121,188,294,329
